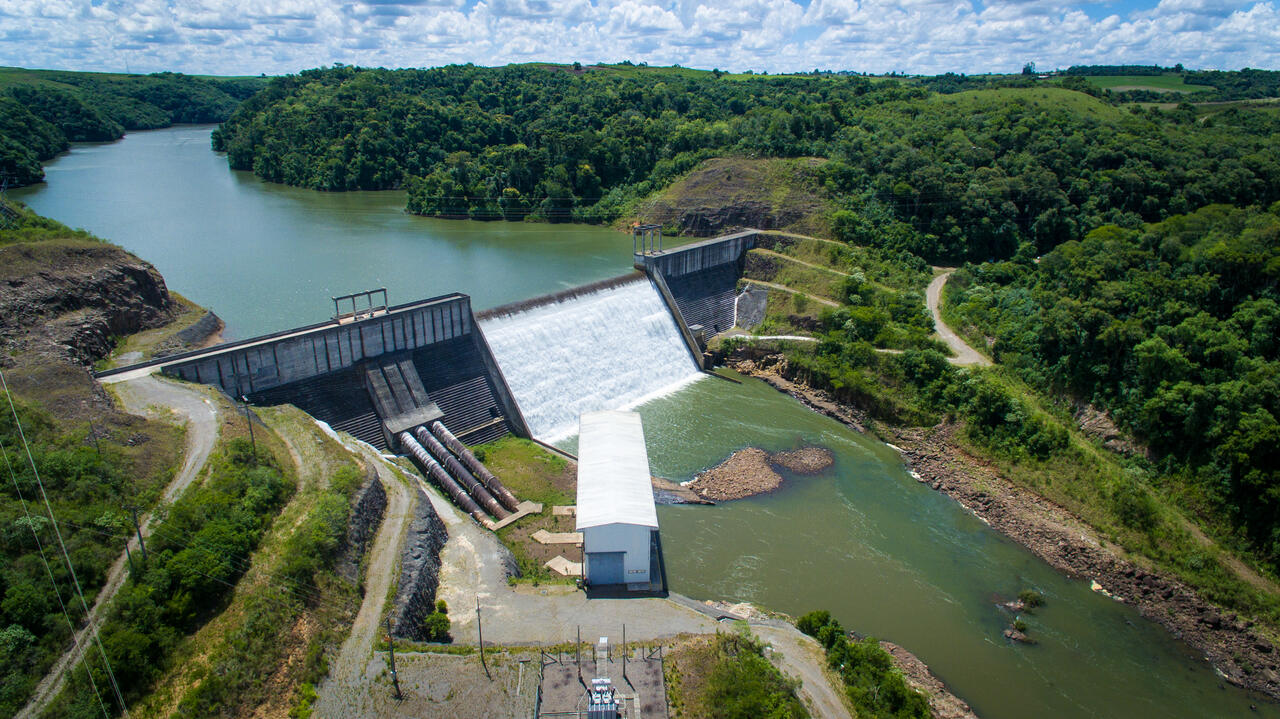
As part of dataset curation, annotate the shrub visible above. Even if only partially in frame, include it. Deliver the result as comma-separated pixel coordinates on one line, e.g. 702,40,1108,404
1018,589,1045,609
423,611,451,643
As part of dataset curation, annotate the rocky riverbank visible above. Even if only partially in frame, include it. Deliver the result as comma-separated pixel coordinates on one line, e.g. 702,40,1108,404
880,641,979,719
727,353,1280,702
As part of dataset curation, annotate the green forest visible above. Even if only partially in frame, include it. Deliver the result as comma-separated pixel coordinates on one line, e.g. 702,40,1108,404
0,68,262,187
212,64,1280,262
944,205,1280,566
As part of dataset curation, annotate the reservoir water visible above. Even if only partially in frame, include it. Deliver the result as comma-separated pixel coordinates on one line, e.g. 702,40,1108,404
13,126,1277,718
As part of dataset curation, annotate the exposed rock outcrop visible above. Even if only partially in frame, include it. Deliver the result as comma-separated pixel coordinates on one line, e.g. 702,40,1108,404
336,462,388,585
0,241,175,365
1073,403,1148,458
390,487,449,639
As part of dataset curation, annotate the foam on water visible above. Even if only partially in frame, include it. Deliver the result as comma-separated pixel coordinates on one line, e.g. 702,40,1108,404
480,276,703,442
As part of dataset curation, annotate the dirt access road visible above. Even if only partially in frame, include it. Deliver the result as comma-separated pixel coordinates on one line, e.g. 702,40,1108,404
753,625,854,719
313,443,415,718
17,374,220,719
926,270,992,366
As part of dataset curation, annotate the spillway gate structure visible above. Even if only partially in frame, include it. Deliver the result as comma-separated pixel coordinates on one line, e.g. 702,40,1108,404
97,230,763,524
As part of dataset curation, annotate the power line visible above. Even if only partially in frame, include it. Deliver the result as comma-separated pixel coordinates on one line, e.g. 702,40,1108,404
55,517,354,617
1,371,130,718
1,434,112,719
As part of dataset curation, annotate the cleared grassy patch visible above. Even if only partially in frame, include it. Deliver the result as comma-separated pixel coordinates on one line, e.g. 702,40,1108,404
744,250,845,302
926,86,1129,122
472,436,574,507
625,156,835,238
1084,74,1205,93
473,436,578,584
665,630,808,719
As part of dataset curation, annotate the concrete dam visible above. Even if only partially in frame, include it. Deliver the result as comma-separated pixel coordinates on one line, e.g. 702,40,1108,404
98,229,758,523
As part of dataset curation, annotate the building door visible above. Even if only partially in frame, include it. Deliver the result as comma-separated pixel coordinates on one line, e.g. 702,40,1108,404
587,551,625,585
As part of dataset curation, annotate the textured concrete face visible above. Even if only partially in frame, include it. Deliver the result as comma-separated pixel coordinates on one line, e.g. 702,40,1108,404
163,295,473,397
636,230,756,278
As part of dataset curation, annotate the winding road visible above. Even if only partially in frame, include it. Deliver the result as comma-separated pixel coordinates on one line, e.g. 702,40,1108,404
17,374,220,719
926,270,993,366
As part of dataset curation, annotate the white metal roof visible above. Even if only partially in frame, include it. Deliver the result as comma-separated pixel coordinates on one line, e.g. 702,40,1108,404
575,410,658,530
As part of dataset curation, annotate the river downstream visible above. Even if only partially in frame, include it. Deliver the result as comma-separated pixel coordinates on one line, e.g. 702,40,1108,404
14,126,1276,718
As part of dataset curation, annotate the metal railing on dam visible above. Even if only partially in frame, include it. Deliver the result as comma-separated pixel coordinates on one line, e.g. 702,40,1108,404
96,292,531,446
633,229,757,279
97,229,762,446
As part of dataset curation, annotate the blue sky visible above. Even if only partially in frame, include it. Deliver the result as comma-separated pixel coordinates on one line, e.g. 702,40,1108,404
0,0,1275,76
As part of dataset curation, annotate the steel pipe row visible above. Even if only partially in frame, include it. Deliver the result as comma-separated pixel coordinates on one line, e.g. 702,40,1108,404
430,420,520,512
398,432,487,524
413,426,509,519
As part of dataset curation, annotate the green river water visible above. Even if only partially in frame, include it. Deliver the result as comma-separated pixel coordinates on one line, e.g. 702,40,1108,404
13,126,1276,718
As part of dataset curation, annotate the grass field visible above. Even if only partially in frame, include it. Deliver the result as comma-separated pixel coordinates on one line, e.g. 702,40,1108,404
1083,74,1206,93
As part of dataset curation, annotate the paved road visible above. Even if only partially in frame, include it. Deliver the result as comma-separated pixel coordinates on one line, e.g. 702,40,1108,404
418,469,719,646
926,270,993,366
17,375,219,719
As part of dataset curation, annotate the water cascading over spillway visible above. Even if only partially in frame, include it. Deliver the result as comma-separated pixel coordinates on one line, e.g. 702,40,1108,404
481,276,703,441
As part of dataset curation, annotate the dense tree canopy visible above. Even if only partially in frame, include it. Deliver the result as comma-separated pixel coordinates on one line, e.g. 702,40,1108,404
0,69,259,187
946,204,1280,562
214,64,1280,262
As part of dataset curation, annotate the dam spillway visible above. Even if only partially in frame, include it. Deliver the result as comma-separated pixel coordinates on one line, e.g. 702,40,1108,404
479,274,704,442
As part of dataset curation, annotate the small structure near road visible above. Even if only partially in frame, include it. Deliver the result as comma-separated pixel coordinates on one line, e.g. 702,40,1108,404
576,411,661,590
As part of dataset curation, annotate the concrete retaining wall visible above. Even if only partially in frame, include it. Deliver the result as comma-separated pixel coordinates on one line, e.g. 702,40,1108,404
337,462,388,585
162,294,473,397
635,230,756,279
391,487,450,639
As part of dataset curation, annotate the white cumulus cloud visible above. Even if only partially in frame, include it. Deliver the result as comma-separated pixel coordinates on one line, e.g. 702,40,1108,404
0,0,1274,75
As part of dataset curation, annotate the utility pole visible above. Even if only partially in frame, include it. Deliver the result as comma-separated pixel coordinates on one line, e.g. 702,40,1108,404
385,617,402,700
124,541,136,577
128,505,147,563
576,625,582,683
240,396,257,462
623,624,627,682
477,598,490,679
87,417,101,458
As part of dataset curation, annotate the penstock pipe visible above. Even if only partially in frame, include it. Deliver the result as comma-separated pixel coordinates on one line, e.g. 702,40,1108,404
398,432,487,524
430,420,521,512
413,426,509,519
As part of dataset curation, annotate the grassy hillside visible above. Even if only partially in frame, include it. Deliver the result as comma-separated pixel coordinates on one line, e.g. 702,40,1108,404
0,206,188,716
624,157,835,237
1084,74,1205,93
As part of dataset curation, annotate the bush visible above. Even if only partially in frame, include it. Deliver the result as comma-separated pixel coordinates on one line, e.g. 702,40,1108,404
423,611,451,643
1018,590,1045,609
796,609,931,719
